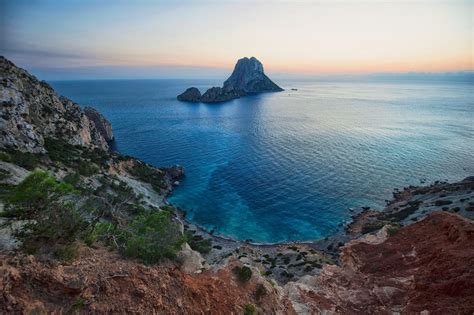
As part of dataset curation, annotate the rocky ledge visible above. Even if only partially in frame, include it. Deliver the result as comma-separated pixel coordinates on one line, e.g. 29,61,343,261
177,57,283,103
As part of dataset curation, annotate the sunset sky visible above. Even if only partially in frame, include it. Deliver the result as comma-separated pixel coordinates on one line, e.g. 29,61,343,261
1,0,472,79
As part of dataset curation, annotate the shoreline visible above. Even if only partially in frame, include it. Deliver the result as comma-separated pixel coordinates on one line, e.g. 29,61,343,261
164,176,474,283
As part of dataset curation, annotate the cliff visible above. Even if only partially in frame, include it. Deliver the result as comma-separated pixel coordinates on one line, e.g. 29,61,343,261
1,56,473,314
177,57,283,103
0,56,112,153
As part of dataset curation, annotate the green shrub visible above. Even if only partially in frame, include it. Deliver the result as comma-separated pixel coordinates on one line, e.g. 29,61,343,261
84,222,115,247
386,225,401,236
185,230,212,254
233,266,252,282
361,221,386,234
255,283,267,301
120,211,185,264
77,161,99,176
5,149,39,170
435,199,453,206
0,151,11,162
63,172,81,187
54,242,80,261
5,170,75,218
44,137,80,164
243,303,256,315
128,162,167,193
5,171,86,258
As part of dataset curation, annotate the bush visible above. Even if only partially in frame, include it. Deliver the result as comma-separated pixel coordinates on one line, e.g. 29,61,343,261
435,199,453,206
5,171,86,257
5,170,75,218
63,172,81,187
77,161,99,176
84,222,115,247
243,303,256,315
128,162,167,193
0,151,11,162
233,266,252,282
255,283,267,301
120,211,185,264
5,149,39,170
185,230,212,254
44,137,81,165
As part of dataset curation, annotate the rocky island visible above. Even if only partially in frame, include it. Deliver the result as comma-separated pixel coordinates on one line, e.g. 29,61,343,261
1,56,473,313
177,57,283,103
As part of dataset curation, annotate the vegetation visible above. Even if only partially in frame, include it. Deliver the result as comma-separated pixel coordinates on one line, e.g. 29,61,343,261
1,149,39,170
185,230,212,254
435,199,453,206
127,162,167,193
4,170,75,218
44,137,107,175
120,211,185,264
243,303,256,315
360,221,386,234
255,283,267,301
4,171,86,258
233,266,252,282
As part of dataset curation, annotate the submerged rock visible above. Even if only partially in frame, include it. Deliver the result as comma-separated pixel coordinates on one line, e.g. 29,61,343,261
177,87,202,102
177,57,283,103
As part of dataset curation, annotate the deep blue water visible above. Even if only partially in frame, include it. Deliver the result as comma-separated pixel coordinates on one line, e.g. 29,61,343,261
50,79,474,242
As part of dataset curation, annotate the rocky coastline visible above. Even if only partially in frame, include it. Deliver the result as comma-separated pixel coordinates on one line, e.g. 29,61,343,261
1,56,473,313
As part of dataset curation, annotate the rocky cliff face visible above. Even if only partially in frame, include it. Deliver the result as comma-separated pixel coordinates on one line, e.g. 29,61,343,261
0,56,112,153
177,57,283,103
84,106,114,143
287,212,474,314
223,57,283,95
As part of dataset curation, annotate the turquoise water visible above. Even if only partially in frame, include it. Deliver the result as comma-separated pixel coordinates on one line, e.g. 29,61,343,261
51,79,474,242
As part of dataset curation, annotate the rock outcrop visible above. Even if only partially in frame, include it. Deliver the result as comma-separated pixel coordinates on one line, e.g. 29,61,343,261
177,87,201,102
177,57,283,103
0,56,113,153
200,86,240,103
287,211,474,314
223,57,283,94
84,106,114,143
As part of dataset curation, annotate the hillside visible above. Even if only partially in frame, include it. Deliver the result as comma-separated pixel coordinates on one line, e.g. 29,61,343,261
1,56,473,314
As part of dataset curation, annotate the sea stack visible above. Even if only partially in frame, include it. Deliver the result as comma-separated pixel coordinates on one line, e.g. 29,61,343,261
177,57,283,103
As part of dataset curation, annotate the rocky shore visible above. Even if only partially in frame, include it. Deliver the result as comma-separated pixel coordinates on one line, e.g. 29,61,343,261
1,56,473,313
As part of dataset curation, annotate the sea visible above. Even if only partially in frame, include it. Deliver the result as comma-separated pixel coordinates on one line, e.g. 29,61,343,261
50,78,474,243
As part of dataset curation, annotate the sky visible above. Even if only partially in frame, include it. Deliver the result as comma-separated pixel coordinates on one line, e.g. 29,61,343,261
1,0,473,80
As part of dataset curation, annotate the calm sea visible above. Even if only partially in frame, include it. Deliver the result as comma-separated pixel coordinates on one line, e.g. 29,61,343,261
50,78,474,242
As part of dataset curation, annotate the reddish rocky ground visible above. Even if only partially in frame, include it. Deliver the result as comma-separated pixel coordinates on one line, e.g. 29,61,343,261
288,211,474,314
1,246,295,314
